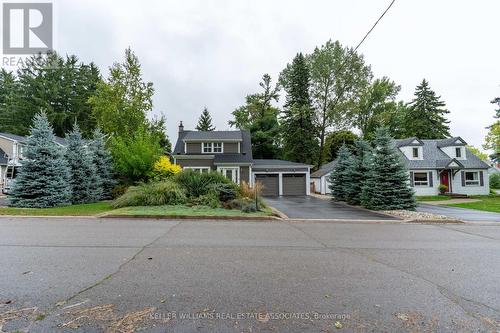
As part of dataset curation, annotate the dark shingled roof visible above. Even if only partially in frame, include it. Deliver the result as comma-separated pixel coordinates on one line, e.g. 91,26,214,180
0,132,67,146
436,137,467,148
174,130,253,164
183,131,243,141
395,138,489,170
394,137,423,147
311,160,337,178
0,132,27,143
252,159,311,167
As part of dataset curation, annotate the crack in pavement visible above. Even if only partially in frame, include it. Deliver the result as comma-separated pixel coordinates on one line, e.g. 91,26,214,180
434,224,500,241
288,222,500,329
40,221,182,318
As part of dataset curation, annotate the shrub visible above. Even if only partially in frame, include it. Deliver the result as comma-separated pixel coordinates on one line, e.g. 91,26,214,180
111,184,129,198
210,183,238,202
190,191,220,208
438,184,448,195
174,170,232,197
153,156,182,180
225,198,257,212
239,181,262,199
490,174,500,189
113,181,187,208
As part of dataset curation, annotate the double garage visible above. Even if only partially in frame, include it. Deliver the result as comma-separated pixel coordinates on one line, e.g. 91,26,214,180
252,160,311,197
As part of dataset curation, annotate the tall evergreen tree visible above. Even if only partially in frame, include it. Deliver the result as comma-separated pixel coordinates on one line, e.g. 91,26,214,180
89,128,116,199
404,79,451,139
229,74,280,159
9,112,71,208
196,107,216,131
345,139,372,205
360,127,416,210
66,124,102,204
279,53,318,164
484,96,500,161
328,145,355,201
0,69,19,133
11,52,101,137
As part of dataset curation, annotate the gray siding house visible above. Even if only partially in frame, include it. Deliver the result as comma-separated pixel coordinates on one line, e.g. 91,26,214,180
172,122,311,196
312,136,490,196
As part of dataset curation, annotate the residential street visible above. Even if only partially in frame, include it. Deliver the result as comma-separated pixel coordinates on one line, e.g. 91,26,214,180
417,203,500,222
1,217,499,332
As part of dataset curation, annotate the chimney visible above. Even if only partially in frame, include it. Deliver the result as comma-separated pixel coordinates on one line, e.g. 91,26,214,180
178,121,184,133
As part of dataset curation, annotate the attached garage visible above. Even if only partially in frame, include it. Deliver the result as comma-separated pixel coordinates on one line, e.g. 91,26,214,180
283,174,306,195
255,174,279,196
252,159,311,196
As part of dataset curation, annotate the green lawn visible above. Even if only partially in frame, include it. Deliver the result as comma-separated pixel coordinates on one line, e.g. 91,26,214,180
108,205,275,218
0,201,114,216
416,195,452,202
445,195,500,213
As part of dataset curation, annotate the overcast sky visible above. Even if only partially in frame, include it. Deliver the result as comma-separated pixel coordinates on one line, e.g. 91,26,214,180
55,0,500,149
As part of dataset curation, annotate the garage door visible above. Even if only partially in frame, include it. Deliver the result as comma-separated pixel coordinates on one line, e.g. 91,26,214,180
255,174,279,197
283,174,306,196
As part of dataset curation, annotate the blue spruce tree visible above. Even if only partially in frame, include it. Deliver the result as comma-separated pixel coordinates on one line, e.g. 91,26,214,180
345,140,372,205
361,127,416,210
9,112,71,208
328,145,355,201
89,128,116,199
66,124,102,203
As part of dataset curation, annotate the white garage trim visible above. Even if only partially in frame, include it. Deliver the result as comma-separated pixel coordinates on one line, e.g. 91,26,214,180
252,169,310,196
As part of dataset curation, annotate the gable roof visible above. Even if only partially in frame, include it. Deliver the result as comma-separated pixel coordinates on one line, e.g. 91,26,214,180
436,136,467,148
182,131,243,141
311,160,337,178
173,129,253,163
0,132,27,143
0,132,67,146
395,138,489,169
395,137,424,147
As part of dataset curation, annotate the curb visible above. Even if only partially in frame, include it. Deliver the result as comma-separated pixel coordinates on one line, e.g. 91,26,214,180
100,214,281,221
0,215,98,218
403,219,464,224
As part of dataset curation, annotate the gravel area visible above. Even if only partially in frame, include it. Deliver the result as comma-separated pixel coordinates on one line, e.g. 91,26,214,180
383,210,460,221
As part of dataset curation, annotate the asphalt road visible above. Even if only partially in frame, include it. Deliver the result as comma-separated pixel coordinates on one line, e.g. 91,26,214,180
418,203,500,222
264,196,398,220
1,217,499,332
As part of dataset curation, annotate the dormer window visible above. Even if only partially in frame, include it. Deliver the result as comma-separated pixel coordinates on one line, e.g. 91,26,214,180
412,148,419,158
202,142,223,153
455,147,461,158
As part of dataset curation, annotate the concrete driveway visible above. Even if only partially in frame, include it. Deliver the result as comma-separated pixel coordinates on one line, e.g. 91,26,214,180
1,217,499,332
264,196,398,220
417,204,500,222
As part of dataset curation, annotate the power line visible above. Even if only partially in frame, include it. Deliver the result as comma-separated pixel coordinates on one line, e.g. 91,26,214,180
354,0,397,52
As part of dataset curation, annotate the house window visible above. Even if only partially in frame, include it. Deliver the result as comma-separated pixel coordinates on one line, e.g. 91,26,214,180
412,148,419,158
203,142,212,153
455,147,461,158
464,171,479,186
184,167,210,174
202,142,223,153
213,142,223,153
413,172,429,186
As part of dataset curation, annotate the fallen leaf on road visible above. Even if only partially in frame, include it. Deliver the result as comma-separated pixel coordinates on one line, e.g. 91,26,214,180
395,313,409,321
160,299,166,303
334,321,342,329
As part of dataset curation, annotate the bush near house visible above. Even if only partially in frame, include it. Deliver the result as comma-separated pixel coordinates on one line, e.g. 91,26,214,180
490,174,500,189
113,170,266,214
153,156,182,180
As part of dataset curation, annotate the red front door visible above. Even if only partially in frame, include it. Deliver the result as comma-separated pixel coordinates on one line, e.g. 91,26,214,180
440,171,450,192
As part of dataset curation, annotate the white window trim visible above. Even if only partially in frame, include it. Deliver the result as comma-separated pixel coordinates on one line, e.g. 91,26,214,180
412,147,419,158
413,172,429,187
183,166,211,173
201,142,224,154
455,147,462,158
217,166,240,184
464,171,480,186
